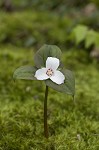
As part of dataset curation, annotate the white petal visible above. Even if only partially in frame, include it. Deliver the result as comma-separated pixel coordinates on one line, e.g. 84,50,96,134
35,68,49,80
50,70,65,85
46,57,59,70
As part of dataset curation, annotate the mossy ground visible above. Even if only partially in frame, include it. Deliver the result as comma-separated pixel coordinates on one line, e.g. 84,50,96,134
0,45,99,150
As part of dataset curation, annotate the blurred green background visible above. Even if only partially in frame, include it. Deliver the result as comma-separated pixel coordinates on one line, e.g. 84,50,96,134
0,0,99,150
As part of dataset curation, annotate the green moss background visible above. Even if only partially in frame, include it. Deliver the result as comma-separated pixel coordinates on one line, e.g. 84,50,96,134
0,1,99,149
0,45,99,149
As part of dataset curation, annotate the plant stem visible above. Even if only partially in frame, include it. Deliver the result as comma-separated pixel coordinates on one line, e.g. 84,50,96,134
44,85,49,138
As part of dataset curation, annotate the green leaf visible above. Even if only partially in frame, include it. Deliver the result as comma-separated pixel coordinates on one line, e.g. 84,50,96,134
34,44,62,68
73,25,88,45
85,30,96,48
95,33,99,47
13,66,37,80
45,69,75,95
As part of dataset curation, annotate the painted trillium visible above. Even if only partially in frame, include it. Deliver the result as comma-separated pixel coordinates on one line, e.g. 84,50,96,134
13,44,75,96
13,44,75,139
35,57,65,85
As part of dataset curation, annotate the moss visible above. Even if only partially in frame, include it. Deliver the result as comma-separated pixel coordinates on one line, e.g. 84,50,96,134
0,45,99,149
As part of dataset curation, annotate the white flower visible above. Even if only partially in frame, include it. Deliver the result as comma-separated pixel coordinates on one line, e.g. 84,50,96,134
35,57,65,85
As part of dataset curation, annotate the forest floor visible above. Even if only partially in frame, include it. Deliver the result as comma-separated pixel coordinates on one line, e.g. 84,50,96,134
0,45,99,150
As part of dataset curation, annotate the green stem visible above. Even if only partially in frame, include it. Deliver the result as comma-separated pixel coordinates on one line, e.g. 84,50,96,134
44,85,49,138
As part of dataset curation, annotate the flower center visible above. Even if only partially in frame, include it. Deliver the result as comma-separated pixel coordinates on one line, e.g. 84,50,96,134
46,68,54,77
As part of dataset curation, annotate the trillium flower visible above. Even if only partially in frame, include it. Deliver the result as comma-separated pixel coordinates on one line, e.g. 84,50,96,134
13,44,75,139
35,57,65,85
